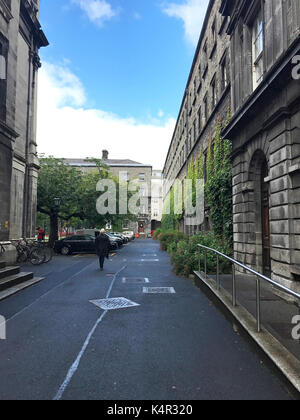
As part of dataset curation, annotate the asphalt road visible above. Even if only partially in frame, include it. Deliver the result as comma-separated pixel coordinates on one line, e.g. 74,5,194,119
0,239,296,400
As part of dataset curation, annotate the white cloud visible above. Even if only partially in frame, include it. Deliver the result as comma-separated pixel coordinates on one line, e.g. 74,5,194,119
37,62,175,170
72,0,118,27
162,0,209,46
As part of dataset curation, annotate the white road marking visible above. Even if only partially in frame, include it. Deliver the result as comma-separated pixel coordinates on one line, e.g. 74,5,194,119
3,261,97,326
53,264,126,400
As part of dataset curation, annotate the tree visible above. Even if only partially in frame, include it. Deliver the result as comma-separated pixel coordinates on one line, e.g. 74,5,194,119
37,156,137,246
37,157,84,246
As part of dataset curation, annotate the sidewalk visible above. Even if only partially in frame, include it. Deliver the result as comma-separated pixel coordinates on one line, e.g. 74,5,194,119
194,270,300,392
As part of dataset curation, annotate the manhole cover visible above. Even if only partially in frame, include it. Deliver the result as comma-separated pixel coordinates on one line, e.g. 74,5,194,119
122,277,149,284
143,287,176,294
90,298,140,310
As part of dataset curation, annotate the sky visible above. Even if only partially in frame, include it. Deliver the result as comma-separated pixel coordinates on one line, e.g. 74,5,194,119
37,0,210,169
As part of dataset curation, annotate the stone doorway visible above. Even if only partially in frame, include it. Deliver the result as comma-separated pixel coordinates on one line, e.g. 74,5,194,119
249,151,271,276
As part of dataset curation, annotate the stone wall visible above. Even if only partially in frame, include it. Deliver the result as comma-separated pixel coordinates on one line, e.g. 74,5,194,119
163,0,231,234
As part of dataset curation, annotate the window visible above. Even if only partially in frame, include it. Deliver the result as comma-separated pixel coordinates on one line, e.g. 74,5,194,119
198,107,201,134
203,95,208,124
193,119,197,144
252,11,264,89
203,40,208,62
212,19,216,46
211,77,217,109
139,173,145,181
121,171,129,182
221,54,229,91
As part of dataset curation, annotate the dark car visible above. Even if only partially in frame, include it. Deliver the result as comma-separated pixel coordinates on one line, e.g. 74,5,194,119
54,234,117,255
106,233,123,248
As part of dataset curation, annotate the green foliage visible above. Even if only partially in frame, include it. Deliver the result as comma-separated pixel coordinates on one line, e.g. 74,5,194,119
198,146,204,179
161,115,233,250
206,135,214,181
152,228,162,240
157,230,232,277
37,156,137,236
205,130,233,248
158,231,188,251
37,157,83,219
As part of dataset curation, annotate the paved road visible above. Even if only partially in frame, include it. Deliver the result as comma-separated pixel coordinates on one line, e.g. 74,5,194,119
0,240,296,400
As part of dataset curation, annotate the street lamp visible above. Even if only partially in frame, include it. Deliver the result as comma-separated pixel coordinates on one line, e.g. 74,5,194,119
54,197,61,208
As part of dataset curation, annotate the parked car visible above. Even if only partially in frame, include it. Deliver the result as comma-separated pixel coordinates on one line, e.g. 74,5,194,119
122,231,135,241
106,233,123,248
54,234,117,255
111,232,128,244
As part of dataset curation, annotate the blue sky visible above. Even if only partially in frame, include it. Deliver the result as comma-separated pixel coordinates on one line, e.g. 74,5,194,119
37,0,209,168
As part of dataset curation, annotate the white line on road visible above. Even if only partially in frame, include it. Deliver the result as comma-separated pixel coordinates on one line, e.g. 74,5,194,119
3,261,98,326
53,264,127,401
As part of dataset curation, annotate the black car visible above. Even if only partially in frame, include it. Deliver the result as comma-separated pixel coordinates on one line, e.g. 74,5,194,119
54,234,117,255
106,233,123,248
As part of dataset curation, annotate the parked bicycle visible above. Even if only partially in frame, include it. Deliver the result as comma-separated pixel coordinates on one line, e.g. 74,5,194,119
12,238,53,265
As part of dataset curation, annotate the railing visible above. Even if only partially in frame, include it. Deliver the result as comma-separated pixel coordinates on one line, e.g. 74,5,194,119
197,244,300,333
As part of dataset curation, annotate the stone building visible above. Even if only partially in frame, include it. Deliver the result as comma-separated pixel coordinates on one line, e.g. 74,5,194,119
65,151,153,236
220,0,300,291
163,0,231,234
0,0,48,242
151,169,163,230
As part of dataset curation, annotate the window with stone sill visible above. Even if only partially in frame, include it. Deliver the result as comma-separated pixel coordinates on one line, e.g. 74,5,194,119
203,95,208,125
211,77,217,109
198,107,202,134
193,119,197,144
252,10,264,90
221,54,229,92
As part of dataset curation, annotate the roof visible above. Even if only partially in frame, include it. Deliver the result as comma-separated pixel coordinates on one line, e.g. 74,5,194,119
64,158,152,168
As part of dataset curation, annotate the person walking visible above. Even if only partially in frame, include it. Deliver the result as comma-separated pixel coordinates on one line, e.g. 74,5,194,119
95,229,110,271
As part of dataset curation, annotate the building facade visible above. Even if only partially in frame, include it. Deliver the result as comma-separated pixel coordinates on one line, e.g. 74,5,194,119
151,169,163,230
163,0,231,234
0,0,48,242
221,0,300,292
65,151,153,236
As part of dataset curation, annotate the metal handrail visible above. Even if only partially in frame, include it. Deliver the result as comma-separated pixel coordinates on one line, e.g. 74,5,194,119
197,244,300,333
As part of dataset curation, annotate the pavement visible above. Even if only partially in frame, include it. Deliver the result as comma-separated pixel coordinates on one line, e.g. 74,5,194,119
202,273,300,361
0,239,297,400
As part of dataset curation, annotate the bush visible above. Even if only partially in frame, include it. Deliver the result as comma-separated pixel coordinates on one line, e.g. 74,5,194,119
152,228,162,240
160,230,232,277
158,231,188,251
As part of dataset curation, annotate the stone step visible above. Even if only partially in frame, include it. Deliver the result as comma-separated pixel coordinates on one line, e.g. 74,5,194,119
0,266,20,280
0,272,34,292
0,277,44,302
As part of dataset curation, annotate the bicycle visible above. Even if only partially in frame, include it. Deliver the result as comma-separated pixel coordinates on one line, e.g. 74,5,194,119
36,241,53,263
12,239,45,265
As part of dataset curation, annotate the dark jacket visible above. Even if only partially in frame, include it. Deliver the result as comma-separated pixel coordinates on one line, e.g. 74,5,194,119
95,234,110,257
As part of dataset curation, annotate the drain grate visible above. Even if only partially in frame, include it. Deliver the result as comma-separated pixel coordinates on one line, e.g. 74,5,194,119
143,287,176,294
90,297,140,310
122,277,149,284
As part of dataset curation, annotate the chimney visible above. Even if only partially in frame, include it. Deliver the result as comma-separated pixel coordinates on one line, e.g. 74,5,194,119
102,150,108,160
